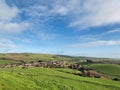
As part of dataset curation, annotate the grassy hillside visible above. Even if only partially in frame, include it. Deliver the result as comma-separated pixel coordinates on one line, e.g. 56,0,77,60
53,68,81,75
0,53,120,90
0,53,76,65
0,67,120,90
0,60,19,65
0,53,75,61
0,53,119,65
89,64,120,79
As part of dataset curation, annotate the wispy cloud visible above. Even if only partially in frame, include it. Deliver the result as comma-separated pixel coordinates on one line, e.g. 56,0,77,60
23,0,70,23
70,40,120,48
0,22,29,33
102,29,120,35
78,28,120,42
37,31,59,40
0,38,17,52
4,0,120,31
68,0,120,29
25,0,120,29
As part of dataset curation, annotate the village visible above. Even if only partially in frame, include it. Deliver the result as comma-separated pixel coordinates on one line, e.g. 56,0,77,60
0,59,112,80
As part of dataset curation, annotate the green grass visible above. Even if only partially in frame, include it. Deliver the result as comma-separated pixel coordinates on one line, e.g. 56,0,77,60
0,53,74,63
0,60,19,65
0,54,120,90
53,68,81,75
0,67,120,90
89,64,120,79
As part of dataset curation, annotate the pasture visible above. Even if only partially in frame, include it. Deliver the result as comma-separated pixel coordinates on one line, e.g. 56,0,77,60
0,67,120,90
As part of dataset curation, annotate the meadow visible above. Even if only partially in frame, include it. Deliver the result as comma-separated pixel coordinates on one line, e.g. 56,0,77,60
0,54,120,90
0,67,120,90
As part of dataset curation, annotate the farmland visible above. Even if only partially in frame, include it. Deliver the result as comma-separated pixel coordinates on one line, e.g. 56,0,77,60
0,53,120,90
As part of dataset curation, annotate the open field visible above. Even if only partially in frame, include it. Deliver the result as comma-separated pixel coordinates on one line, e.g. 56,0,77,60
0,67,120,90
0,54,120,90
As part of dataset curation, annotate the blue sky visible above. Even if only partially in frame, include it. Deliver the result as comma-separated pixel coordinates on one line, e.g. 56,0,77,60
0,0,120,58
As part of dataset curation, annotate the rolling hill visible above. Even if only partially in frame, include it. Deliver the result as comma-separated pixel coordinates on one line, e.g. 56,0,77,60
0,54,120,90
0,67,120,90
89,64,120,79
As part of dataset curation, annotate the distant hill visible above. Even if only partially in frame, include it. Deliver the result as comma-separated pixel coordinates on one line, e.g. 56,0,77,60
0,53,120,65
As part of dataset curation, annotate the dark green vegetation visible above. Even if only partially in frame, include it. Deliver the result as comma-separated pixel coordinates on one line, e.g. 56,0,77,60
89,64,120,80
0,53,120,90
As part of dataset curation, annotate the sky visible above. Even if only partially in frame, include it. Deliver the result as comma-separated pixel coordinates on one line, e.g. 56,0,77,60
0,0,120,58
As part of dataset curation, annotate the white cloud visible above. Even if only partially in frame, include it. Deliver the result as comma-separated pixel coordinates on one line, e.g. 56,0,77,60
67,0,120,28
78,28,120,42
51,5,69,16
0,22,29,33
105,29,120,34
6,0,120,30
0,0,29,33
0,38,17,52
95,28,120,37
70,40,120,47
78,35,98,42
24,0,80,20
0,0,19,22
29,0,120,29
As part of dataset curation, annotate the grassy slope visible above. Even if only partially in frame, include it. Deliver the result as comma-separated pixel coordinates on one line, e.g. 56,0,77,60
0,67,120,90
0,60,18,65
0,54,73,64
89,64,120,79
53,68,81,75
